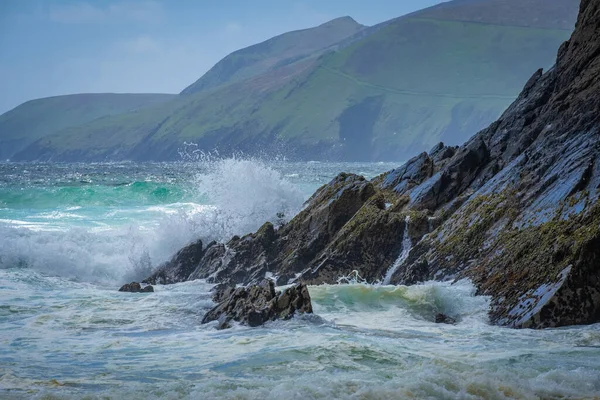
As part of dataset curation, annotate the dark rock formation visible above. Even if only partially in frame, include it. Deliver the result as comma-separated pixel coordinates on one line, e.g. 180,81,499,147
182,173,397,285
141,0,600,329
386,0,600,328
119,282,154,293
210,282,236,303
201,279,313,329
143,239,205,285
435,313,457,324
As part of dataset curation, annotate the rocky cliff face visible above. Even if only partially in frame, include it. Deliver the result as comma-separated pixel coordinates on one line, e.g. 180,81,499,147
388,0,600,328
140,0,600,329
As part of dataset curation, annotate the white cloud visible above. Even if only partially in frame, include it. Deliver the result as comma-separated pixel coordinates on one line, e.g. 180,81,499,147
48,1,165,24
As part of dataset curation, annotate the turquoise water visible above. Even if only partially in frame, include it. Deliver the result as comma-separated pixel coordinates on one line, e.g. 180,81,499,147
1,160,600,399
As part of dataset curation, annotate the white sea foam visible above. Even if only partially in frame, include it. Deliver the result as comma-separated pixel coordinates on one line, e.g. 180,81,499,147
0,158,304,285
2,161,599,399
1,274,599,399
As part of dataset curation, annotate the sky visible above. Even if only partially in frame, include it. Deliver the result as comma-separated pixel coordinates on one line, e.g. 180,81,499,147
0,0,445,114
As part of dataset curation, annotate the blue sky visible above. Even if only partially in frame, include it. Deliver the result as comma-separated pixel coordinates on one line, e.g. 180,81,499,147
0,0,445,113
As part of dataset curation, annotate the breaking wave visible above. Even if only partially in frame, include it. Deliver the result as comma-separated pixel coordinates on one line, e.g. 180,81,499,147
0,158,304,285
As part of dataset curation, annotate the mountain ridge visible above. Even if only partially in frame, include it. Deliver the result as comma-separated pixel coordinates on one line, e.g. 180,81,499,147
0,93,175,161
180,16,365,95
8,0,580,162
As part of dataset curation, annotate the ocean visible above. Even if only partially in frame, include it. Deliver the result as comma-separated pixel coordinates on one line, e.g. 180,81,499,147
1,160,599,399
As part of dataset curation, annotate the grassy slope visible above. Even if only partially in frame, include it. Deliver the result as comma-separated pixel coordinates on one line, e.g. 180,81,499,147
415,0,579,29
17,0,577,161
0,93,175,160
181,16,365,95
252,16,572,159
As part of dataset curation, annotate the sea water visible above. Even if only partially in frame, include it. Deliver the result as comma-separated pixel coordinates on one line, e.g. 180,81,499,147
1,160,599,399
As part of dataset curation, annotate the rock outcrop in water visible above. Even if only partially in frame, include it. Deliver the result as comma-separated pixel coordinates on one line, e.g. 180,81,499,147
143,239,205,285
435,313,457,325
118,282,154,293
141,0,600,329
201,280,313,329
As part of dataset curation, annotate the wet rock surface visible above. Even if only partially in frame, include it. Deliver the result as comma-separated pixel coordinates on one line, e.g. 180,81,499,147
386,0,600,328
143,239,205,285
435,313,457,324
118,282,154,293
201,280,313,329
141,0,600,329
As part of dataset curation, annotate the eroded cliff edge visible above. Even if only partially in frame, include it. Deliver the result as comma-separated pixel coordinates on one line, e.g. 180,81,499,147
142,0,600,329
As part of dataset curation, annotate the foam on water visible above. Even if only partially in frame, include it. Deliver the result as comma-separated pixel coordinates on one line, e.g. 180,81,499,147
1,160,599,399
1,272,599,399
0,159,304,284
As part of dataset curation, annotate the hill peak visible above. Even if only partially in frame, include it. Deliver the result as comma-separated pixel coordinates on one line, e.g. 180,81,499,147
318,16,364,29
180,15,365,95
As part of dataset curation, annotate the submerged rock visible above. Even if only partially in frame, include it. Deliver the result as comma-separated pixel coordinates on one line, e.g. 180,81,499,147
118,282,154,293
210,282,236,303
435,313,457,324
201,279,313,329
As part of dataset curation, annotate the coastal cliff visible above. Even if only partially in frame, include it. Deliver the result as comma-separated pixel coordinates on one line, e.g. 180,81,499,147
142,0,600,329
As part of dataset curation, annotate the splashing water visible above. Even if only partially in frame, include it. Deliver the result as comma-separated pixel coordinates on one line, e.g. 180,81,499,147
383,215,412,284
1,161,599,399
0,160,393,284
1,274,599,399
0,160,303,284
191,157,304,240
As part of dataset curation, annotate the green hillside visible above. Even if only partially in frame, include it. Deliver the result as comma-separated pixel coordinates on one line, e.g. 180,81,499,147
415,0,579,29
181,16,365,95
0,93,175,160
13,0,579,162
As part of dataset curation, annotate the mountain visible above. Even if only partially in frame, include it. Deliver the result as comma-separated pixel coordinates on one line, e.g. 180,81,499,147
12,0,579,162
181,16,365,95
0,93,175,161
415,0,579,29
142,0,600,329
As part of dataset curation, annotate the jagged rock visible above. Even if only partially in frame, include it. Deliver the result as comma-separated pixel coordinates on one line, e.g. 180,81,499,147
118,282,154,293
181,172,379,285
379,152,434,195
211,282,236,303
144,239,204,285
435,313,456,324
145,0,600,329
387,0,600,328
201,279,313,328
409,136,490,211
429,142,457,171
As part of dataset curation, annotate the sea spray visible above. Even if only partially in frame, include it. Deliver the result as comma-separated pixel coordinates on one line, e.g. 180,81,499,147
3,161,599,399
0,159,305,285
383,215,412,284
191,157,304,239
